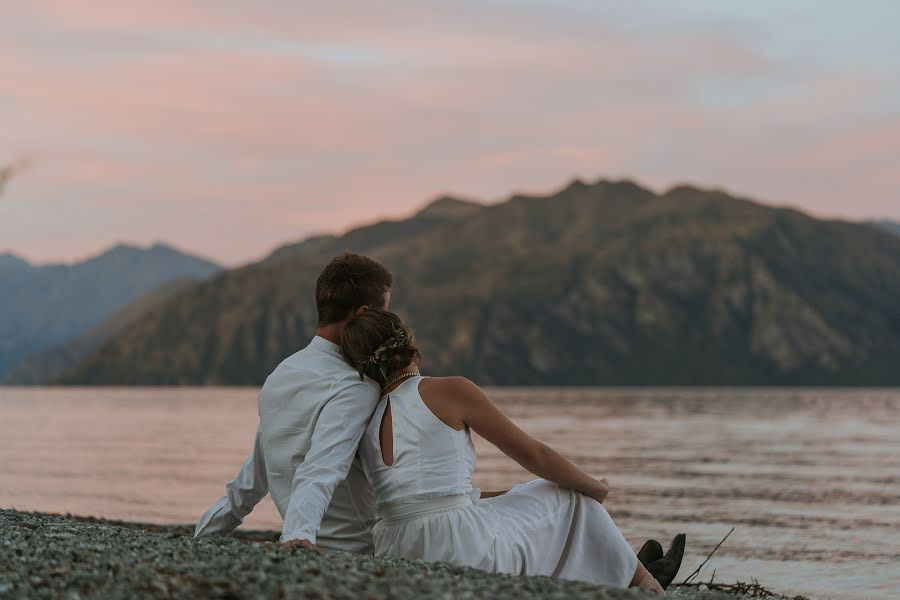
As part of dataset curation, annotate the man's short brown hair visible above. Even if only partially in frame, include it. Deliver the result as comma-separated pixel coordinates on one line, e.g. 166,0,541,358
315,252,393,326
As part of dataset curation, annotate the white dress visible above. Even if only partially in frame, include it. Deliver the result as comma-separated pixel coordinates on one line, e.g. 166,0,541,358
358,375,638,587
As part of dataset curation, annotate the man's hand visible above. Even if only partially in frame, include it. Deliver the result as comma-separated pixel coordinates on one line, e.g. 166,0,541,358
283,538,316,550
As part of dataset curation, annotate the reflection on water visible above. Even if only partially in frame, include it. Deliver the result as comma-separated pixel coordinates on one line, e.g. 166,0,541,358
1,387,898,599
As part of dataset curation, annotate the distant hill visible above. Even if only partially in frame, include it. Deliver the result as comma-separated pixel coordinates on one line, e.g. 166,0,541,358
59,179,900,386
3,277,200,384
0,243,221,379
868,220,900,237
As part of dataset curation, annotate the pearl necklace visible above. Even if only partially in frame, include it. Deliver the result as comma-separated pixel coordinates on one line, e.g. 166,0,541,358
382,370,420,391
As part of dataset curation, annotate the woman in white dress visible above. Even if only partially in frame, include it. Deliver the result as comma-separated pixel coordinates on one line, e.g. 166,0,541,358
339,310,670,594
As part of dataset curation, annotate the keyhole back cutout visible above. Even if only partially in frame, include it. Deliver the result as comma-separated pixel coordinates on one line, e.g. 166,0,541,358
380,397,394,467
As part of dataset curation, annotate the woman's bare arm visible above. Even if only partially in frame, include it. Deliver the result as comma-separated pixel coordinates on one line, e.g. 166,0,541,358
431,377,608,503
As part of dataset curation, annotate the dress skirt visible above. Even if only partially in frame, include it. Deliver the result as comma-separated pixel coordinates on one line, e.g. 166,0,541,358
371,479,638,588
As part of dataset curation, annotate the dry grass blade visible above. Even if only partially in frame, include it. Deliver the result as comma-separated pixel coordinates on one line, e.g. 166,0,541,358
672,580,812,600
682,526,735,584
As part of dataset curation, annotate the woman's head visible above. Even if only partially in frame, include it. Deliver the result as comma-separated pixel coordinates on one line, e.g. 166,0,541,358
340,310,420,386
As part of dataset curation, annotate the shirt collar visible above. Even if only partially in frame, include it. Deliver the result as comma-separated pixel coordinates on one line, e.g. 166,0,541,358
309,335,342,357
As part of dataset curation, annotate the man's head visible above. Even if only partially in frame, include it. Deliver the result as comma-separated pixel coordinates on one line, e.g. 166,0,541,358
315,252,393,327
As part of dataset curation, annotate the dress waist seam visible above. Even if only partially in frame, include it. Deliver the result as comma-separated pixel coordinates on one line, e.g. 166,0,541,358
377,493,475,524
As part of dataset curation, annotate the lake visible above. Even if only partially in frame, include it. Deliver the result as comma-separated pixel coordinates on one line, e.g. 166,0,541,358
1,386,898,599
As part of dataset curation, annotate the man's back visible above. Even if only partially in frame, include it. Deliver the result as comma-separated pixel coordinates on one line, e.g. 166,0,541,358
194,335,380,552
260,336,379,551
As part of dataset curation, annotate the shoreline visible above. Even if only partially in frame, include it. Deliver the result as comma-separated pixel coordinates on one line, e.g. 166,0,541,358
1,508,808,599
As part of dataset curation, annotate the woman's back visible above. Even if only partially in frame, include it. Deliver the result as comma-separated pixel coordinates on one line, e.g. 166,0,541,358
359,375,476,507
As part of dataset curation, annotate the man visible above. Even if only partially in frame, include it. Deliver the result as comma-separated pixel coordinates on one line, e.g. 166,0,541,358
193,252,392,551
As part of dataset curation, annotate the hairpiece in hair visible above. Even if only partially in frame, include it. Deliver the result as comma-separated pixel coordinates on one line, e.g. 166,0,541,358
358,326,409,381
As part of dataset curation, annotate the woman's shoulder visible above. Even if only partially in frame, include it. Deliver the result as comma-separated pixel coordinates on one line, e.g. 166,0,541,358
416,376,475,431
418,376,487,409
419,375,479,394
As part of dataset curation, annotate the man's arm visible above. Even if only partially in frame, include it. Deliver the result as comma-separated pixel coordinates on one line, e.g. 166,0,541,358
280,378,378,545
194,423,269,538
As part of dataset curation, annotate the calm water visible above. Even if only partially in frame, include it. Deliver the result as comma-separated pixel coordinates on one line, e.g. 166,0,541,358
1,387,898,599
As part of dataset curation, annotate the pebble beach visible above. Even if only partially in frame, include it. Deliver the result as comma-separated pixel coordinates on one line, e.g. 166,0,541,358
0,508,794,600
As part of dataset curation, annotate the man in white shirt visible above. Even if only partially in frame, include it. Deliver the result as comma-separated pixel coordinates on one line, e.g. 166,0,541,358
193,252,393,551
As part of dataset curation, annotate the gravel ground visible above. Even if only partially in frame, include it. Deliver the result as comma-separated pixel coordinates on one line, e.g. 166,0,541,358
1,509,756,599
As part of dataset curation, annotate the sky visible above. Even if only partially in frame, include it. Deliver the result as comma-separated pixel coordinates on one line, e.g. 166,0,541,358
2,1,899,267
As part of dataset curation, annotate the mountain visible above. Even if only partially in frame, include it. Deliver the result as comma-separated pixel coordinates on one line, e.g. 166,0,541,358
0,243,222,379
413,196,483,220
264,196,483,264
868,220,900,237
3,277,200,384
58,179,900,386
0,253,31,271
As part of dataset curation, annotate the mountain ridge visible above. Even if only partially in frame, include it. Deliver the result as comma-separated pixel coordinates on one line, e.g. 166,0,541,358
3,277,202,385
57,177,900,386
0,243,222,379
1,242,219,270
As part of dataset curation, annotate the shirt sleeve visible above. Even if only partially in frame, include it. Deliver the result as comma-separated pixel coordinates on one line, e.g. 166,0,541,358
280,377,379,543
194,422,269,539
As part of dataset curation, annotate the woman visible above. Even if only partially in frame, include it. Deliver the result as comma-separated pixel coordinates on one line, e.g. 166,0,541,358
340,309,680,594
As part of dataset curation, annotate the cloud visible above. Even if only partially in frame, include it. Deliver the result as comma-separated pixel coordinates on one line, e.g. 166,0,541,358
1,2,899,265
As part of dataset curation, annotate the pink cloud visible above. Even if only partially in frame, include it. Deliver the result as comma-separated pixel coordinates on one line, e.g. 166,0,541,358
1,2,898,266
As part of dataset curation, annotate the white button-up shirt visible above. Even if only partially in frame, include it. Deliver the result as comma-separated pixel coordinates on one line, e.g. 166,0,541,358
193,336,381,551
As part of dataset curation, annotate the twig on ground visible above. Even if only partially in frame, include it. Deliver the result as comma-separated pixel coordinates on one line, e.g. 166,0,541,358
672,580,810,600
682,526,735,584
